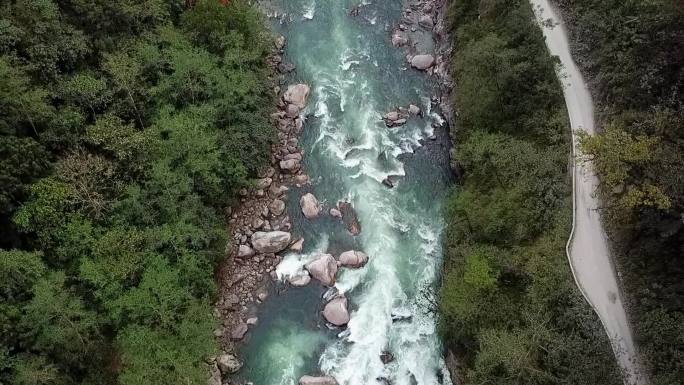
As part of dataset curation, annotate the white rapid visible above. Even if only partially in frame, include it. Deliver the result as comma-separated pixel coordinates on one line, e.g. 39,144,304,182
530,1,648,384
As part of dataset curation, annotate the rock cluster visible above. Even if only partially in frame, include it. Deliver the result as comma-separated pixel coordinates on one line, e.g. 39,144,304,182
214,34,317,380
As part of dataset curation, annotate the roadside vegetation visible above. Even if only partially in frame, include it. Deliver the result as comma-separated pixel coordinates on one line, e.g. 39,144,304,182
439,1,620,384
0,1,273,384
551,0,684,383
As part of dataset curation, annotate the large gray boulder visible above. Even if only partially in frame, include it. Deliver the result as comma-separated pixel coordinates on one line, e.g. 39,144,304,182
251,231,291,253
284,84,311,109
280,159,301,173
305,254,338,286
338,250,369,268
323,296,350,326
300,193,321,219
299,375,339,385
410,54,435,70
217,353,242,374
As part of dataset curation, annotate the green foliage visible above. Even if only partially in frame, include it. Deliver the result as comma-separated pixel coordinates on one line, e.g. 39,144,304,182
0,0,274,384
551,1,684,381
440,1,620,384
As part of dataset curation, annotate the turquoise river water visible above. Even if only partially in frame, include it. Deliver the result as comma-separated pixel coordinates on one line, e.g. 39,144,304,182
238,1,453,384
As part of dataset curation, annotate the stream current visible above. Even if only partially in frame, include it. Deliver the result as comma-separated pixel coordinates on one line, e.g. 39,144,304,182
239,2,453,384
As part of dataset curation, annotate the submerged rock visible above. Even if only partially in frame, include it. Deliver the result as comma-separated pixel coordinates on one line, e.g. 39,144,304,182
410,54,435,70
338,250,369,268
251,231,292,253
299,375,339,385
380,351,395,364
305,254,338,286
300,193,321,219
323,296,350,326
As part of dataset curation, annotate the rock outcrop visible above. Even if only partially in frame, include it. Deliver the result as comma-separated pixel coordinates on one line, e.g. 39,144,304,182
284,84,311,109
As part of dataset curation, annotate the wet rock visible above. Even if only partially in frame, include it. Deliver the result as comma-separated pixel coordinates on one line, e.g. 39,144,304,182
269,199,286,216
280,159,301,173
290,238,304,252
384,111,400,121
217,353,242,374
251,231,292,253
338,250,369,268
391,32,408,47
339,201,362,235
246,317,258,326
283,84,311,109
299,375,339,385
289,272,312,287
300,193,321,219
330,208,342,218
323,296,350,326
231,323,248,340
238,245,255,258
305,254,338,286
380,351,395,364
409,104,421,116
391,309,413,322
294,174,311,185
269,184,289,198
382,177,395,188
410,54,435,70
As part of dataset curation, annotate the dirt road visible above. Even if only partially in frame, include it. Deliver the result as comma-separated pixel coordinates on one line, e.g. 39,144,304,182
529,1,647,384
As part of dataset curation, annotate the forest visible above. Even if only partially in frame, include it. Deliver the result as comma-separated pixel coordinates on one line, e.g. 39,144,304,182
439,0,620,384
551,0,684,383
0,1,274,384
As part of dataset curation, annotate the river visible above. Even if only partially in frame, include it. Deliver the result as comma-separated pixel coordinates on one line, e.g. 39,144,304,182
236,1,453,384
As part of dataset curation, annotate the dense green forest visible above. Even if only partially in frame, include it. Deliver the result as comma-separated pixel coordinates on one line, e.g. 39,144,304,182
439,1,620,384
551,0,684,383
0,0,274,384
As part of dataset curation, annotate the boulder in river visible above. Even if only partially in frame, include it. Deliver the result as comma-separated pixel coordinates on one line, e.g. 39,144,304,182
300,193,321,219
299,375,339,385
305,254,338,286
410,54,435,70
217,353,242,374
284,84,311,109
339,201,361,235
338,250,369,268
251,231,292,253
289,237,304,252
380,351,395,364
323,296,350,326
408,104,421,116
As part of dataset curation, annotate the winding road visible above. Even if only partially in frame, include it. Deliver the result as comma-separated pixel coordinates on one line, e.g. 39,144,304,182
529,1,647,384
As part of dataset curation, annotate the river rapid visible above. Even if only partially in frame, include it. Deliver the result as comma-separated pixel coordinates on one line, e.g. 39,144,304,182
238,1,453,384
